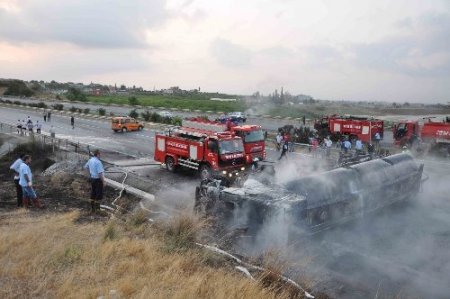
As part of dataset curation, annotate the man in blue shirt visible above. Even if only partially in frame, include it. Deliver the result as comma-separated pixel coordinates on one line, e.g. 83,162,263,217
9,153,24,207
19,155,42,208
84,149,105,213
343,139,352,153
355,138,363,155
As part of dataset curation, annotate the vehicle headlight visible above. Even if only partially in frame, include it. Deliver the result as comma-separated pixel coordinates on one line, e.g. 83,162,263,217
241,167,245,171
222,170,227,174
229,173,233,177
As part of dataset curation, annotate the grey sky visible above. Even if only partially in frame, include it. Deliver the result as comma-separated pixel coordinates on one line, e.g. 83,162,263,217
0,0,449,102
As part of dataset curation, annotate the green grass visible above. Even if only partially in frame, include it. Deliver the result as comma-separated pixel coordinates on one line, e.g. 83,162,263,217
86,94,247,113
268,106,321,119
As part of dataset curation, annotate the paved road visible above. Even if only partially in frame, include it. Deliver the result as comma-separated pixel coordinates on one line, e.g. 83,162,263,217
1,96,304,131
0,105,283,161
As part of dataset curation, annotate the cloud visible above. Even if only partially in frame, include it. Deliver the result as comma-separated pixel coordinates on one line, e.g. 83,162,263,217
351,12,450,77
0,0,168,48
210,38,253,67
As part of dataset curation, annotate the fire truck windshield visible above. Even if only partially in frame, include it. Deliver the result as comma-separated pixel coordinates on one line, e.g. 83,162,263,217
243,129,264,143
219,139,244,154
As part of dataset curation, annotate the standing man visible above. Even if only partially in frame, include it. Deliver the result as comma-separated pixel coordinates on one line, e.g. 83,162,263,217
27,118,34,135
343,138,352,153
35,121,42,134
19,155,42,208
276,132,282,151
279,140,288,160
9,154,24,207
70,116,75,129
47,111,51,121
16,119,22,134
84,149,105,213
325,137,333,157
43,112,47,122
355,138,363,155
374,132,381,150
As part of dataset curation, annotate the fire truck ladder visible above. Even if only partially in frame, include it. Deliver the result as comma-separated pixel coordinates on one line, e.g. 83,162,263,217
178,158,200,170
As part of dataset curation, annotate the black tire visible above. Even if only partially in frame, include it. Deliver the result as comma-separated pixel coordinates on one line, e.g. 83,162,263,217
121,127,127,133
113,130,118,133
199,164,212,180
165,156,176,172
138,126,143,131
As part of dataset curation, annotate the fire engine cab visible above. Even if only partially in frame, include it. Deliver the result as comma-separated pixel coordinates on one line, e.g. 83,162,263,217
184,118,266,164
154,122,246,180
393,117,450,154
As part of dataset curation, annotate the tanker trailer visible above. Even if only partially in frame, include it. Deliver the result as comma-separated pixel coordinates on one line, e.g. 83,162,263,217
195,153,425,234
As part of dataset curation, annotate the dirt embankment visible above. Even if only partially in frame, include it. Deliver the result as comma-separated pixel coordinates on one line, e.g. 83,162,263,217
0,140,321,299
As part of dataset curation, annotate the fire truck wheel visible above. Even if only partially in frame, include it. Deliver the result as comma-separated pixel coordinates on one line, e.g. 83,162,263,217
199,164,211,180
165,156,176,172
121,127,127,133
138,126,143,131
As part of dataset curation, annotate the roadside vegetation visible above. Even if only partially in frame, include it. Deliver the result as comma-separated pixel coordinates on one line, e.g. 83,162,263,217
87,94,246,113
0,140,316,299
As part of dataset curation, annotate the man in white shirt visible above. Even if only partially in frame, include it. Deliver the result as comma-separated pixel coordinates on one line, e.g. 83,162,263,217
325,137,333,157
9,154,24,207
19,155,42,208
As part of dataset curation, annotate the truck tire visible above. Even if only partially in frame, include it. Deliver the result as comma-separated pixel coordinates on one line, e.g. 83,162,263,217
138,126,143,131
165,156,176,172
199,164,211,180
121,127,127,133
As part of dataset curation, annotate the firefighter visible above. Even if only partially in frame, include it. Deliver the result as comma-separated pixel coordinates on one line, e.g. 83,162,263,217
71,116,75,129
84,149,105,213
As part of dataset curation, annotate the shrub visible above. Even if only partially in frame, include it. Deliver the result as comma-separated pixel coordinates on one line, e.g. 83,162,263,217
56,95,62,101
98,108,106,116
171,116,182,126
36,102,48,109
129,109,139,119
83,108,90,114
52,104,64,111
128,96,140,106
69,106,78,113
3,80,34,97
141,110,151,121
150,112,162,123
66,87,87,102
13,101,22,105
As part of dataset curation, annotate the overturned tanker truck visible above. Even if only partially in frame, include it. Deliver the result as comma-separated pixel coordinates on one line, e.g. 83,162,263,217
195,153,425,235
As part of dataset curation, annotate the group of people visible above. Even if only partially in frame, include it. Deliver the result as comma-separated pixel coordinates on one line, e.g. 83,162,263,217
16,116,42,136
8,149,105,213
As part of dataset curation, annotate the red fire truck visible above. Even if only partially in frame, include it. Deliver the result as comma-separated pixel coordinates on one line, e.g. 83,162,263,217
393,117,450,154
315,115,384,143
184,118,266,164
154,124,246,180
